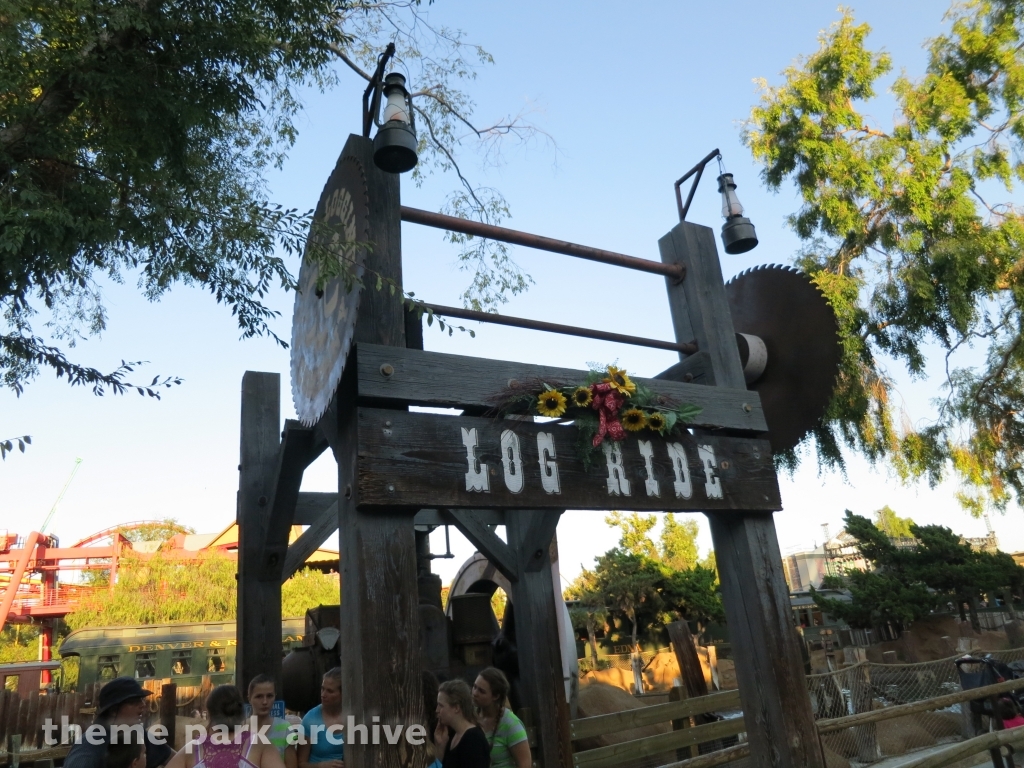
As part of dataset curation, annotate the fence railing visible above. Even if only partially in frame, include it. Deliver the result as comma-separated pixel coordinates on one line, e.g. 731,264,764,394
573,646,1024,768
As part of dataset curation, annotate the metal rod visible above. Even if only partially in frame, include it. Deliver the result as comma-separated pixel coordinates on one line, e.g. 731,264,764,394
674,148,721,222
401,206,685,281
422,303,698,354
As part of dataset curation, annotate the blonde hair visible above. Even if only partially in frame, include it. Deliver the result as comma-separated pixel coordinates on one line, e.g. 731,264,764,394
438,679,476,724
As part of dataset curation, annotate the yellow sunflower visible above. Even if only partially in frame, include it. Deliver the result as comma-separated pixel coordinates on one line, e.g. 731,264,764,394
647,411,667,433
571,386,593,408
536,389,567,417
604,365,636,396
621,408,647,431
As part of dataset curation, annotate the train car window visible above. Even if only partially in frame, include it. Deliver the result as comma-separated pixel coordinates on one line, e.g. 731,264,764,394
207,649,225,673
99,655,120,680
136,628,156,636
205,625,223,632
135,653,157,679
171,651,192,675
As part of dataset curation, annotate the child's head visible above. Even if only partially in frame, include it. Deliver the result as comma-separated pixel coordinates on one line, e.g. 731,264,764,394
999,696,1020,720
106,738,145,768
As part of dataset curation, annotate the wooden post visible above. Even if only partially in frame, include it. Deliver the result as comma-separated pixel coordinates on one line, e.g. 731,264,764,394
236,371,283,692
659,222,825,768
160,684,176,746
323,135,423,768
506,510,572,768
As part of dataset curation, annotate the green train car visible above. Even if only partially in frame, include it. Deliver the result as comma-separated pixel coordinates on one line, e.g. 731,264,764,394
60,618,307,688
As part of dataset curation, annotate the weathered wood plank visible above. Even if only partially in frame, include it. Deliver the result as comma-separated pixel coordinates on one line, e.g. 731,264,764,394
508,511,572,768
571,717,745,768
569,689,742,741
356,408,780,512
445,510,518,581
261,420,315,580
281,499,339,581
661,221,824,768
293,492,338,525
236,371,283,692
355,344,766,433
332,134,422,768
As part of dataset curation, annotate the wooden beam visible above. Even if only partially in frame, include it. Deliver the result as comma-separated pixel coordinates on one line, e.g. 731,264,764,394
445,509,518,582
507,510,572,768
659,221,824,768
261,420,315,580
294,492,339,525
236,371,283,692
281,499,339,581
569,689,742,742
414,508,503,527
356,408,780,512
355,344,767,433
571,718,745,768
655,351,714,386
332,134,421,768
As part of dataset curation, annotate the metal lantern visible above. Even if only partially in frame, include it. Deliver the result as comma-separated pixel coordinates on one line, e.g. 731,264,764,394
372,72,418,174
717,172,758,254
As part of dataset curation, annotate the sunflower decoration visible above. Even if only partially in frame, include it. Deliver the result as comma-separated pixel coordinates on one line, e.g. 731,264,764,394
536,389,567,418
603,365,636,396
646,411,667,434
621,408,647,432
571,386,593,408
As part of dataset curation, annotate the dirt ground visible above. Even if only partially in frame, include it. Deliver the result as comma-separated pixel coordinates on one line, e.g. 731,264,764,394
580,650,738,693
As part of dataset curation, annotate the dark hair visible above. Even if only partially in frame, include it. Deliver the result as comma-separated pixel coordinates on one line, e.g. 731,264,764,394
206,685,246,728
438,680,476,724
105,738,144,768
422,670,440,737
999,696,1020,720
248,674,275,698
323,667,342,687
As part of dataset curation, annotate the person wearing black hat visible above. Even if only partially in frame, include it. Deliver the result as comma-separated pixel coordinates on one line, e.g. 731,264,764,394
65,677,175,768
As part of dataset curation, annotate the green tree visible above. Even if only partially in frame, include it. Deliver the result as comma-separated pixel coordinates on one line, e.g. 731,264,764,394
66,551,342,628
0,624,40,664
605,512,658,558
744,2,1024,513
814,510,1024,629
660,513,699,571
2,0,543,396
874,506,915,538
587,549,665,649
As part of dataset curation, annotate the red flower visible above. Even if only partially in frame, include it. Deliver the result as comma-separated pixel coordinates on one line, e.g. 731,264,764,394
591,383,627,446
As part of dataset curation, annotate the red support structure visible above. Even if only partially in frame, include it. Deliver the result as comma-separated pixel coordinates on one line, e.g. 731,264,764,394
0,531,40,633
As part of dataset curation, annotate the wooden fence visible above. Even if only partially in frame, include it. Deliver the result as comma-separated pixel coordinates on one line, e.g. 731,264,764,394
568,676,1024,768
0,683,103,765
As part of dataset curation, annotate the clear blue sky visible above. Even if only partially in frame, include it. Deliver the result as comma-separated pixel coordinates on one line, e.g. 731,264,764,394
3,0,1009,586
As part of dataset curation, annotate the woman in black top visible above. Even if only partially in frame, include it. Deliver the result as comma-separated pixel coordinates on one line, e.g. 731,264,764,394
434,680,490,768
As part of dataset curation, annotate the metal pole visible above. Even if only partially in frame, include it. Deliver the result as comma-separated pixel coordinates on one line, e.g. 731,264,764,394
401,206,685,281
422,302,698,354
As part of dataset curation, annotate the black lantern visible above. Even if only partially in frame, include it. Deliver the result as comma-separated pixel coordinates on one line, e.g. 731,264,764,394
363,45,418,174
717,172,758,254
674,149,759,255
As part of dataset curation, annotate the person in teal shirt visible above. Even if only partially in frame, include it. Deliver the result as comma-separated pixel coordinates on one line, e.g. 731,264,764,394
472,668,530,768
298,669,345,768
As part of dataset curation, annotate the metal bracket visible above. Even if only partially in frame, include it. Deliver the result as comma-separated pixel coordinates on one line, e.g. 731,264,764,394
674,148,721,222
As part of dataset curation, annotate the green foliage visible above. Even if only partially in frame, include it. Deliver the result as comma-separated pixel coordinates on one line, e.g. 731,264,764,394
744,3,1024,511
660,514,700,571
118,519,195,544
605,512,659,559
281,569,340,618
65,551,238,629
2,0,545,395
814,509,1024,627
65,551,341,629
0,435,31,460
874,506,915,538
0,624,40,664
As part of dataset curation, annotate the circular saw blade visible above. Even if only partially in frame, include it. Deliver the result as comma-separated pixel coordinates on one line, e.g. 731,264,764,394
725,264,841,452
290,155,370,426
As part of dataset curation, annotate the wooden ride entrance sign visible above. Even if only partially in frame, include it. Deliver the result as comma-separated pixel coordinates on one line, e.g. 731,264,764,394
356,408,780,511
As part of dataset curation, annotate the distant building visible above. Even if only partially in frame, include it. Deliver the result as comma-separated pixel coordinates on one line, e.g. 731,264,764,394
783,546,828,591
